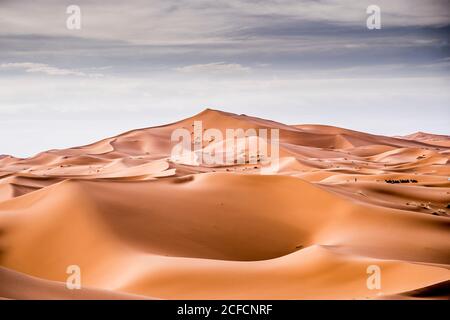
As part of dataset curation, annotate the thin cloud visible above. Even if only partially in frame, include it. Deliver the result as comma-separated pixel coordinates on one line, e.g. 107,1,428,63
1,0,449,43
0,62,103,77
174,62,251,74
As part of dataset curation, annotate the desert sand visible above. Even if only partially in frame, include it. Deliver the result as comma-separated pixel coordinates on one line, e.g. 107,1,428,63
0,109,449,299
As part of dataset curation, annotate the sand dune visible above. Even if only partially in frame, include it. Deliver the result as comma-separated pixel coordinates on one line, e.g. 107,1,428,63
0,267,151,300
0,109,449,299
399,132,450,148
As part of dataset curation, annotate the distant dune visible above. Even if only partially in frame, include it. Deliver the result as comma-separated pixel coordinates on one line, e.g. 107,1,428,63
0,109,449,299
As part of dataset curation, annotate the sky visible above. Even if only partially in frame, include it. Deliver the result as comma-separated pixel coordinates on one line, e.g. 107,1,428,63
0,0,449,157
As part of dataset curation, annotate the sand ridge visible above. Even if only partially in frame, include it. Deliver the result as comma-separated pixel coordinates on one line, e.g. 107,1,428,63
0,109,449,299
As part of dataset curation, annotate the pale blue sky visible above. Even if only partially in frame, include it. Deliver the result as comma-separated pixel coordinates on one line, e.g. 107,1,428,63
0,0,449,157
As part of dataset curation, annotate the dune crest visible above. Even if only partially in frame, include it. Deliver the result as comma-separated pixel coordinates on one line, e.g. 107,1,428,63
0,109,449,299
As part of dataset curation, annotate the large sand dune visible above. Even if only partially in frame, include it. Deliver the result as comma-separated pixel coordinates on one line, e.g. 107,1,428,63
0,109,449,299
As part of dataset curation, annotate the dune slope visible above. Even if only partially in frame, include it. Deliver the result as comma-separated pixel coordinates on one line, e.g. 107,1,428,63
0,109,449,299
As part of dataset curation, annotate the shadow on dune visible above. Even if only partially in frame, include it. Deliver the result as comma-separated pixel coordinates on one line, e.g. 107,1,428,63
400,280,450,299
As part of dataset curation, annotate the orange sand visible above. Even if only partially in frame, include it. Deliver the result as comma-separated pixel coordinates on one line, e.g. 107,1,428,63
0,109,449,299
